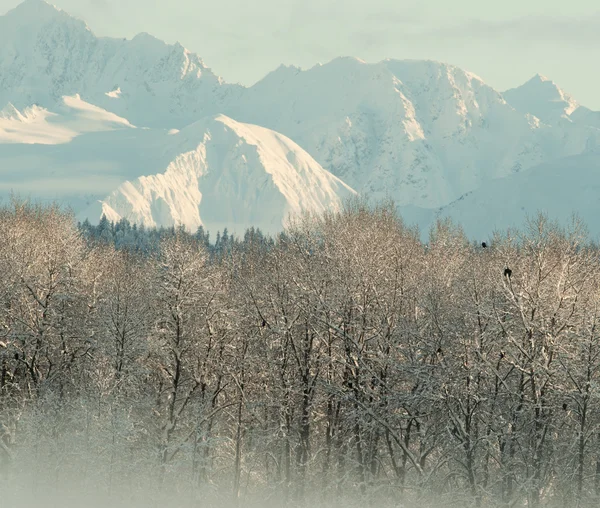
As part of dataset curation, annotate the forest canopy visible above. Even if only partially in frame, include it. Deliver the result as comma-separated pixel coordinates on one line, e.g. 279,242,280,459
1,200,599,508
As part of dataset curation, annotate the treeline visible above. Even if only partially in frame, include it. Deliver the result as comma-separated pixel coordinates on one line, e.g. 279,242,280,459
1,200,600,508
78,215,274,258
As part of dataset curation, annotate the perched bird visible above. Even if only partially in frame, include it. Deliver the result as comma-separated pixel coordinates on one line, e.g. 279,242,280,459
504,267,512,279
481,242,487,248
562,403,568,411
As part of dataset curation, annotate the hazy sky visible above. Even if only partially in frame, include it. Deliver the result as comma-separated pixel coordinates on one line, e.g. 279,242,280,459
2,0,599,109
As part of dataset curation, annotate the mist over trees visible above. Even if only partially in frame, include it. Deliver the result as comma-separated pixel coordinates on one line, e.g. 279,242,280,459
2,200,600,508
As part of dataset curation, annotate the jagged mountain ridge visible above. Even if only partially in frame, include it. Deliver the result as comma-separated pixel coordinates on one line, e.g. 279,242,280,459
1,0,600,236
0,0,243,129
231,58,600,208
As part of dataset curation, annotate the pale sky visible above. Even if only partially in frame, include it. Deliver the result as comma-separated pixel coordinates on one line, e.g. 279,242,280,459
2,0,599,109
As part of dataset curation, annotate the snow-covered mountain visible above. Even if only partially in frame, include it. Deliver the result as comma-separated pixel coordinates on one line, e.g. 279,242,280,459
232,59,600,208
0,1,354,232
83,115,356,234
0,110,355,234
427,152,600,240
0,0,242,129
503,75,600,131
1,0,600,237
0,95,133,144
503,74,579,124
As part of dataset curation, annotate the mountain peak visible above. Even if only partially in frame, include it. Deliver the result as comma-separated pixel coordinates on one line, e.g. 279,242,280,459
0,0,240,128
504,74,579,123
515,73,566,94
530,73,551,83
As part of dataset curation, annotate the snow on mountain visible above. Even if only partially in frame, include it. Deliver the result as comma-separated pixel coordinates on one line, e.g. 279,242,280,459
503,74,579,124
0,95,134,144
231,58,600,208
0,103,25,121
85,115,356,234
0,0,242,129
401,152,600,241
569,107,600,130
503,74,600,132
0,111,355,234
2,0,600,237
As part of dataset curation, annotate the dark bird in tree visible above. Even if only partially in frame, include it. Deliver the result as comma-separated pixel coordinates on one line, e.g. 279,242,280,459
499,351,505,359
563,403,568,411
261,318,267,328
481,242,487,248
504,267,512,279
14,353,19,361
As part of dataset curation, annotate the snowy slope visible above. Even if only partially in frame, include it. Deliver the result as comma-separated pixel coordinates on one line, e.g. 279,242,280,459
231,58,600,208
570,107,600,129
85,115,356,234
503,74,579,124
405,152,600,240
503,75,600,131
0,95,133,144
0,0,242,129
0,113,355,234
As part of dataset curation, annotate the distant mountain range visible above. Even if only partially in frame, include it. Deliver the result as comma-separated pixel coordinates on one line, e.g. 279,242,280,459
1,0,599,238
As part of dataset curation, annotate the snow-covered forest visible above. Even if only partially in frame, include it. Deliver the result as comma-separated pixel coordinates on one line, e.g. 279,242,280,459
2,200,600,508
